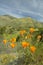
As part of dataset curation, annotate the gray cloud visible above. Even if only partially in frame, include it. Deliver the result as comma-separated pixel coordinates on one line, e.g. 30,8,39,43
0,0,43,21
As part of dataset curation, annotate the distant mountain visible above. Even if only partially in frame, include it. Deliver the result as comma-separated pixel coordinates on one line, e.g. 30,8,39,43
0,15,43,28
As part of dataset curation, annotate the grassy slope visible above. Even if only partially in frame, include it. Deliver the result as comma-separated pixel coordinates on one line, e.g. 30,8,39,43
0,15,43,65
0,15,43,28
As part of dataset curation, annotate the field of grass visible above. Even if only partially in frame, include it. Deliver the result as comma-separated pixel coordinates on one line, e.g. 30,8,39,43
0,15,43,65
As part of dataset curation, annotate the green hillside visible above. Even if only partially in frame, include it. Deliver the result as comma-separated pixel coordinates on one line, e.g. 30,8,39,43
0,15,43,65
0,15,43,28
0,15,43,34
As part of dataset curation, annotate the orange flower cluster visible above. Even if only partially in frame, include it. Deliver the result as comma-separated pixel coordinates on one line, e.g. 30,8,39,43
3,39,7,44
10,43,16,48
30,46,36,53
22,41,30,48
30,28,35,33
20,30,26,36
3,39,36,53
10,38,16,43
3,38,16,48
10,38,16,48
22,41,36,53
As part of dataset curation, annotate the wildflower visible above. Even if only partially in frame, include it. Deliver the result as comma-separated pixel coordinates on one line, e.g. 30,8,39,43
22,42,30,48
30,46,36,53
37,35,41,39
10,38,16,43
20,30,26,36
30,28,35,33
10,43,16,48
3,39,7,44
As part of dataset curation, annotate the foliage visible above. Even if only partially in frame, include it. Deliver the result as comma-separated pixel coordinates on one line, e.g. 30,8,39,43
0,15,43,65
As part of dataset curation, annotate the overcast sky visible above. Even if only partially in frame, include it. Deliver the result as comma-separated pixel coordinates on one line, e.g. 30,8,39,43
0,0,43,22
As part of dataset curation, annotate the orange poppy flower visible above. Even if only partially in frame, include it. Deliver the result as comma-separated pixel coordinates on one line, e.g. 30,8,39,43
3,39,7,44
10,38,16,43
10,43,16,48
20,30,26,36
30,28,35,33
22,42,30,48
37,35,41,39
30,46,36,53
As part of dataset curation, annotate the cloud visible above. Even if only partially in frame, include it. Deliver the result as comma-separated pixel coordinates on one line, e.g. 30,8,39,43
0,0,43,21
1,5,43,18
0,7,23,18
